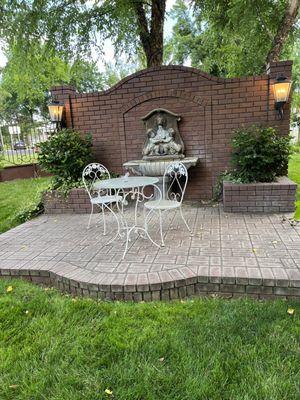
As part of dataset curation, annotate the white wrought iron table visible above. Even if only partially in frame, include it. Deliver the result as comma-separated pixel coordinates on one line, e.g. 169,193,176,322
94,176,160,258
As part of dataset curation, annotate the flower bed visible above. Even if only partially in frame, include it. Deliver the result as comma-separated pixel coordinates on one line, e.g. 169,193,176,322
223,176,297,213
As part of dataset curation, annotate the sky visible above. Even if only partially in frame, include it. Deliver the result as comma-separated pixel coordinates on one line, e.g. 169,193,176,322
0,0,177,71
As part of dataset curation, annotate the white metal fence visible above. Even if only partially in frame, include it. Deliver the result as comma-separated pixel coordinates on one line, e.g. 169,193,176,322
0,122,56,166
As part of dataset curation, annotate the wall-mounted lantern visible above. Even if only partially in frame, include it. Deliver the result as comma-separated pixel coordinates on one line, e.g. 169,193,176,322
272,75,292,120
48,100,65,130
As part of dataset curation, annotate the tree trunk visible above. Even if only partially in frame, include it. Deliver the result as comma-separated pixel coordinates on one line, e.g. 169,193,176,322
133,0,166,68
149,0,166,66
266,0,300,64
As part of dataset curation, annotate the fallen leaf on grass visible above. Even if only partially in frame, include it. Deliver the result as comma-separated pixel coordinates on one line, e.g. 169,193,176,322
6,286,13,293
105,388,113,395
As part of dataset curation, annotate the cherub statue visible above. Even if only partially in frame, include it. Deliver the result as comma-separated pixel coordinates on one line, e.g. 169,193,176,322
143,114,182,157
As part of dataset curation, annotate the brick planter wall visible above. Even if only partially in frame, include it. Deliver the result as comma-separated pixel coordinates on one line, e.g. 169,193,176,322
43,188,92,214
223,177,297,213
50,60,293,201
0,164,51,182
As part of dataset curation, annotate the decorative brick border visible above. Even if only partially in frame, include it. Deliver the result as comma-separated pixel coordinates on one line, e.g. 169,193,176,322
1,268,300,300
43,188,92,214
223,176,297,213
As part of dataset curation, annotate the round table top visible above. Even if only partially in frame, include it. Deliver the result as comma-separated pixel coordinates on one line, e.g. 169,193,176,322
94,176,159,190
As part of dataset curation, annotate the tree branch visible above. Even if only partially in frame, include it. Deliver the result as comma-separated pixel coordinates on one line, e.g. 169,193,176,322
266,0,300,64
132,0,151,59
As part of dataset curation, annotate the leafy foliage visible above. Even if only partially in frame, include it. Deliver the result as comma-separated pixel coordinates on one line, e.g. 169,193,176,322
15,199,45,225
0,177,51,233
0,0,165,69
288,153,300,220
0,44,105,122
231,125,292,183
166,0,299,77
213,171,243,201
38,129,92,192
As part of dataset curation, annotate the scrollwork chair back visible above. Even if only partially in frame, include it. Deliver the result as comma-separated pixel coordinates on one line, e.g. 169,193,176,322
163,162,188,203
82,163,111,200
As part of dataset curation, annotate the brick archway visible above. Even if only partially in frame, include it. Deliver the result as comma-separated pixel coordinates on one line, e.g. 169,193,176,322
118,89,211,168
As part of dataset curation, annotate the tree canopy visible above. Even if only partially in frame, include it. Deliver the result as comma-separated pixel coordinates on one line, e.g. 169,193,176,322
0,0,299,75
0,0,299,123
0,0,166,68
166,0,300,77
0,44,105,123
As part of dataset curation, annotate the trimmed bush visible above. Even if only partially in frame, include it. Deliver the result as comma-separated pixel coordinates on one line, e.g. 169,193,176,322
231,125,291,183
38,129,92,192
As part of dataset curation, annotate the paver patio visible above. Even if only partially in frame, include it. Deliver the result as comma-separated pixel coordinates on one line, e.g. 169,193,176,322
1,204,300,300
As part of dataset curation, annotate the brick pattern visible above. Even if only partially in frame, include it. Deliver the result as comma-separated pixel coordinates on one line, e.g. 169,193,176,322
51,61,293,201
223,177,297,213
1,269,300,300
1,205,299,300
43,188,92,214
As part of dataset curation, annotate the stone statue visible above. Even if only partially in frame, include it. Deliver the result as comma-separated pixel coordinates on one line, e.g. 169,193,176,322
141,109,184,159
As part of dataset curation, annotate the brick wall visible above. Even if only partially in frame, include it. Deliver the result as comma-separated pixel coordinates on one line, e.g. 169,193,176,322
223,177,297,213
43,189,92,214
51,61,292,200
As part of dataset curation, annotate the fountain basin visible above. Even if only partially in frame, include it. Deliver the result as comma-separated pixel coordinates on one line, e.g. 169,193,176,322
123,156,199,177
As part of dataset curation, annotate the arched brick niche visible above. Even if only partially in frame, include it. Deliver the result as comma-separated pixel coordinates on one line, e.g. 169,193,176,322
51,61,292,200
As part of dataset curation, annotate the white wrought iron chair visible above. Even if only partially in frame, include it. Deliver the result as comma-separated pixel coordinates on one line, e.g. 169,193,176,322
82,163,123,232
144,162,192,246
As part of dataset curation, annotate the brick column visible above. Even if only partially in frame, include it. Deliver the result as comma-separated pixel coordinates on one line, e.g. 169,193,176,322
50,85,77,129
266,60,293,135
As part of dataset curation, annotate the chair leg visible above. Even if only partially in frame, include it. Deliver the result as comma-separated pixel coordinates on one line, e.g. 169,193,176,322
159,209,165,247
102,205,107,236
144,208,161,249
179,206,192,234
87,204,93,229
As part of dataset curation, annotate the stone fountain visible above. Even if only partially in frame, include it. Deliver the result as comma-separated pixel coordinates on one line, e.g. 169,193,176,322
123,108,199,194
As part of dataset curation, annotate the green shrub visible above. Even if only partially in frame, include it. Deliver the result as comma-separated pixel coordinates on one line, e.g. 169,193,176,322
213,171,243,201
15,200,45,223
231,125,291,183
38,129,92,192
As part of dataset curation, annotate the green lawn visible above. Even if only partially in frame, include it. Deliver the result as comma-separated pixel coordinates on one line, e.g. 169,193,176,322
288,153,300,220
0,177,51,233
0,155,38,168
0,280,299,400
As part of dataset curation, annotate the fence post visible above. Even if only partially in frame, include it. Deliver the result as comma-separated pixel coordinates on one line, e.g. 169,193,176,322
0,126,4,150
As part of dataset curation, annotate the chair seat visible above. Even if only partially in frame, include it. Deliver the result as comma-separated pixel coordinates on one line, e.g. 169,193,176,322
144,199,180,210
91,195,123,205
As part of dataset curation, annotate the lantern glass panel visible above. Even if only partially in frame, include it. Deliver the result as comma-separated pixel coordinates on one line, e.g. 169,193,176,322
48,104,64,122
273,81,292,103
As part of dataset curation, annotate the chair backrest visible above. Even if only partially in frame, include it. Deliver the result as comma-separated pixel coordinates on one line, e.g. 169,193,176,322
82,163,110,200
163,162,188,203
